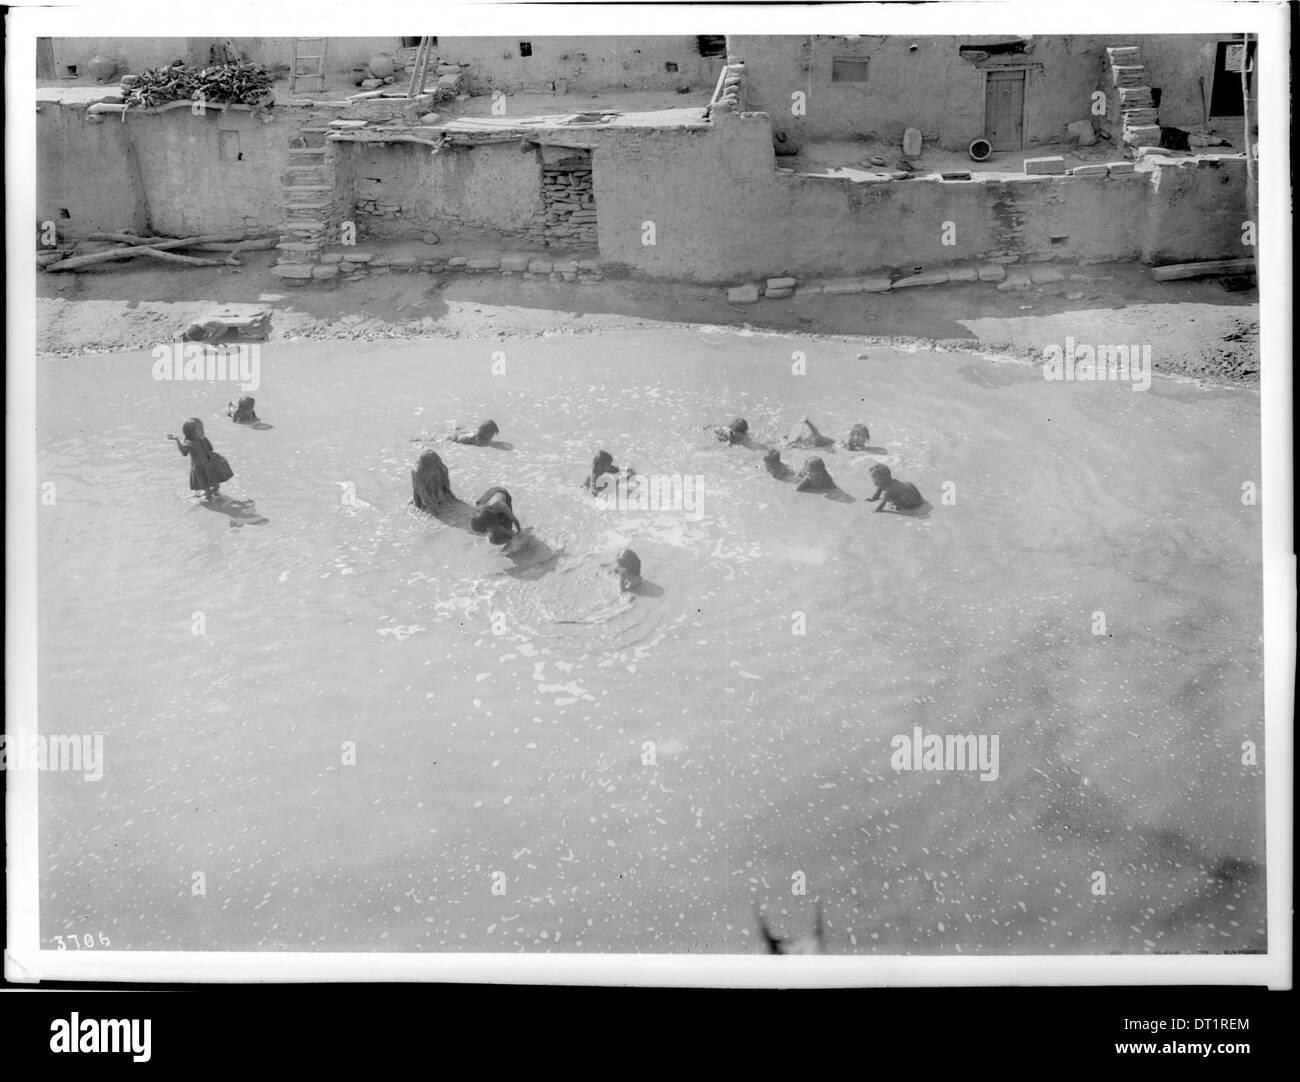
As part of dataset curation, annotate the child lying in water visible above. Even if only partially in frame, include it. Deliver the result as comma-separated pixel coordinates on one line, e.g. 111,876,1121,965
705,417,750,445
867,464,924,512
449,420,500,446
844,423,871,450
784,416,835,449
794,457,838,493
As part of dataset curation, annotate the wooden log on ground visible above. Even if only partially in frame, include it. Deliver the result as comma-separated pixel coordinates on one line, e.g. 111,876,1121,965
1151,258,1255,281
48,233,256,271
132,247,237,267
45,245,237,271
86,231,252,249
182,239,277,251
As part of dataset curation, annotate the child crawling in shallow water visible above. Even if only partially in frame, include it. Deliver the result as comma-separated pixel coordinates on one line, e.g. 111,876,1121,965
867,464,924,512
470,486,522,546
763,449,794,481
582,450,633,494
226,396,260,424
167,418,234,500
705,417,750,445
794,456,838,493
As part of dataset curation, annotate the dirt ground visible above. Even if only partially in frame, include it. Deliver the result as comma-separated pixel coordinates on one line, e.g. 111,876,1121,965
36,253,1258,385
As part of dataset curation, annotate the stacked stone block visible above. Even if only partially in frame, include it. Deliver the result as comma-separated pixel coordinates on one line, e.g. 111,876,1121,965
539,165,597,248
1107,45,1161,148
273,121,337,282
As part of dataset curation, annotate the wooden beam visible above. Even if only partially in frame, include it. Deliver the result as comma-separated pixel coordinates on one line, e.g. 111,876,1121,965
1150,258,1255,281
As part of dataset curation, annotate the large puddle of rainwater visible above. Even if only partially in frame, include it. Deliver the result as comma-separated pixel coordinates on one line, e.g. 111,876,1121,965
36,327,1264,953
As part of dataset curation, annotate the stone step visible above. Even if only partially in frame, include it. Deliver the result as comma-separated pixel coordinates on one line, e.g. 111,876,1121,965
1118,86,1153,107
282,184,333,193
1122,125,1161,146
282,200,331,211
288,147,327,156
1110,65,1146,87
1106,46,1142,64
1122,107,1159,125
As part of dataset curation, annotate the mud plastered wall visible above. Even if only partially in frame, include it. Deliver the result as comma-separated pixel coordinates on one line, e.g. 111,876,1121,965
590,111,1245,282
1143,156,1251,264
730,34,1234,153
37,92,148,233
337,140,544,241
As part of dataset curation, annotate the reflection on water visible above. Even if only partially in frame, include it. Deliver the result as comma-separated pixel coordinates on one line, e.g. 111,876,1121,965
36,330,1265,954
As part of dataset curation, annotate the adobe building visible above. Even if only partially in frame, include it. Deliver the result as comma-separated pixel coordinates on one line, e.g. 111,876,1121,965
36,34,1255,289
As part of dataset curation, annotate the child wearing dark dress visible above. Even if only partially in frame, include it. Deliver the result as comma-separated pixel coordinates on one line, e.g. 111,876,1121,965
168,418,234,500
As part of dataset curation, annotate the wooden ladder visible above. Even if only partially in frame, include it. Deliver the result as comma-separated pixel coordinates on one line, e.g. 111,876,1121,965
289,37,328,96
406,36,434,98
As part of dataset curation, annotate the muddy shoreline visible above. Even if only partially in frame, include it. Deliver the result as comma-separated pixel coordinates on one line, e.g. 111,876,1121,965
37,254,1259,386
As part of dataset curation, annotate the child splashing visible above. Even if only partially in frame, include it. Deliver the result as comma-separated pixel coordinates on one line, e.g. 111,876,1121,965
167,418,234,500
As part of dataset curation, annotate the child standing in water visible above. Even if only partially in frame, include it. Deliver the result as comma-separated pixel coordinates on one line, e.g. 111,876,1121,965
167,418,234,500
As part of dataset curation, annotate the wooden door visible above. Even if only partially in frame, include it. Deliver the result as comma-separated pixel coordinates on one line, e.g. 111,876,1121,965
984,69,1025,151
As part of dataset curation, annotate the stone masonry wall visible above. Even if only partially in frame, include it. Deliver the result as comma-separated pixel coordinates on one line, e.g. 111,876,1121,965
538,160,597,248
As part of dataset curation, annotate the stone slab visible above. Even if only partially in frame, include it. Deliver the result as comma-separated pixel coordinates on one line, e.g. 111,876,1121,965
726,284,760,304
977,264,1007,281
1024,156,1066,175
892,270,950,289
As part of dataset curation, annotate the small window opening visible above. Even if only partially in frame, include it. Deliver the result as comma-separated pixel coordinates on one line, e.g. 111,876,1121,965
832,57,869,83
696,36,726,58
519,42,532,57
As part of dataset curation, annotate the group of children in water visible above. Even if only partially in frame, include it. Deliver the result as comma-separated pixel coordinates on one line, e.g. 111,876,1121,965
706,414,925,511
170,399,921,593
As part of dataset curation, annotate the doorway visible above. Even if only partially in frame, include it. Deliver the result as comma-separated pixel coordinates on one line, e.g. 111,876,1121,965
984,69,1026,151
1208,40,1256,118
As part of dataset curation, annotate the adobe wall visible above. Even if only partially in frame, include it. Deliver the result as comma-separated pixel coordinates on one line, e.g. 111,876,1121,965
336,140,545,241
588,111,1160,282
729,34,1235,154
37,90,148,234
35,90,1250,285
37,94,304,238
1142,156,1251,264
